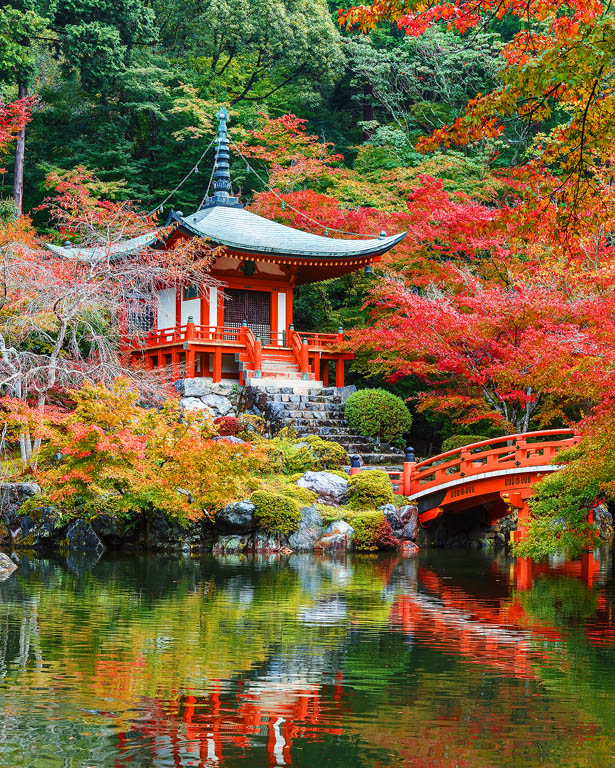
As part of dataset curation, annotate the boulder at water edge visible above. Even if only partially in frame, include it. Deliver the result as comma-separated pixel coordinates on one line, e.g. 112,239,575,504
399,540,419,557
296,471,348,506
288,506,323,552
593,504,614,541
63,520,105,555
379,504,403,532
0,552,17,580
314,520,354,552
217,500,256,533
0,482,41,529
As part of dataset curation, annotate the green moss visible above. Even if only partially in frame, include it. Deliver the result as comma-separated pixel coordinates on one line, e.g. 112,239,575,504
351,512,386,551
344,389,412,445
347,470,395,510
269,434,348,474
279,485,318,507
18,494,53,520
249,490,301,536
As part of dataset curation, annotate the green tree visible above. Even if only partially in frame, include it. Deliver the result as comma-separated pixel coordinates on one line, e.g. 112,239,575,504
154,0,344,106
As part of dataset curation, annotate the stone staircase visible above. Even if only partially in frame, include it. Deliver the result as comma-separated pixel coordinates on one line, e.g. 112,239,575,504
240,346,319,386
263,385,405,468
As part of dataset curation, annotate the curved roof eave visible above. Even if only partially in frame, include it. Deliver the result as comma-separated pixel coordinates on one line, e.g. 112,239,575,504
46,230,160,261
177,220,406,259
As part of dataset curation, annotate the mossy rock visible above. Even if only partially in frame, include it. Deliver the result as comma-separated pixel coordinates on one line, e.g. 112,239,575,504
249,490,301,536
347,470,395,510
351,511,386,551
278,485,318,507
269,434,348,474
351,511,399,551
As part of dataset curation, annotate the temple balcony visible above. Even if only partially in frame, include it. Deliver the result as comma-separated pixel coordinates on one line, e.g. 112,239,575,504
126,321,353,387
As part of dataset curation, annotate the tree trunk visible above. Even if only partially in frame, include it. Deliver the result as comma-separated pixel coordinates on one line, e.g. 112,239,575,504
362,82,374,140
13,83,27,216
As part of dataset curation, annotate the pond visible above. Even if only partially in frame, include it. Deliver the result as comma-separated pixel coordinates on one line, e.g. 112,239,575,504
0,548,614,767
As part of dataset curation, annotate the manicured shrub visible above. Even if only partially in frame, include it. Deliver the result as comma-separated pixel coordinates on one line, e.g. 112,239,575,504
214,415,239,436
303,435,347,468
351,511,399,551
347,470,394,510
249,490,301,535
344,389,412,445
441,434,490,452
269,433,348,474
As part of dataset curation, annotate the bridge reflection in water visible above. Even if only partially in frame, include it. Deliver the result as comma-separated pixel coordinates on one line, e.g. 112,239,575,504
1,551,614,767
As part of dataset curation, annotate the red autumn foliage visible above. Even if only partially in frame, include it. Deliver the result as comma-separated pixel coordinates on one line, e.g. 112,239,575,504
214,416,240,436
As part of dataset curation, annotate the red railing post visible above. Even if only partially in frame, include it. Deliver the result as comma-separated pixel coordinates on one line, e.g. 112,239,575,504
254,335,263,374
300,337,309,376
350,455,361,476
336,325,344,343
184,316,196,378
402,446,416,496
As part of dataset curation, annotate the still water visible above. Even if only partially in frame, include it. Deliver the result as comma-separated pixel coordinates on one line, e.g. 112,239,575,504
0,549,614,767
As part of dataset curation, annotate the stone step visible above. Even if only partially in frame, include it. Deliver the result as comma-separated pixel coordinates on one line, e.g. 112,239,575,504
318,433,374,443
291,418,341,429
268,393,340,403
261,361,300,369
284,409,344,420
344,464,404,473
246,379,323,390
355,452,405,465
279,400,343,410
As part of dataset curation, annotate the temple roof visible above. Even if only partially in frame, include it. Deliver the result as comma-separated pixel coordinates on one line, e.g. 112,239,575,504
179,206,405,258
48,106,406,268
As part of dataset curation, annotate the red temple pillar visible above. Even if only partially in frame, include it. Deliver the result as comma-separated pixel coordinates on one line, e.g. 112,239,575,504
322,361,329,387
335,359,345,387
213,348,222,383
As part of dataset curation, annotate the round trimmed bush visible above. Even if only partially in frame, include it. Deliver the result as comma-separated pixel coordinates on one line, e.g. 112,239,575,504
344,388,412,445
249,490,301,535
347,470,394,510
441,434,490,452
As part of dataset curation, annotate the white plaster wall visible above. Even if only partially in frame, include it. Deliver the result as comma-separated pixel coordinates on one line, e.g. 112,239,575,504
156,288,176,329
181,297,201,325
277,291,286,336
209,286,218,327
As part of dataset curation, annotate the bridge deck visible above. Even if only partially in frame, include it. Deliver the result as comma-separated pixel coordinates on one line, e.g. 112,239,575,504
379,429,581,538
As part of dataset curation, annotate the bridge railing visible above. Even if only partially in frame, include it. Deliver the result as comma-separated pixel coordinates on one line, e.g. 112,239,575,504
372,430,581,498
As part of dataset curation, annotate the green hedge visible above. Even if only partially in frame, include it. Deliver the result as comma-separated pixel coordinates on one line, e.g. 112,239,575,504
347,470,394,510
250,490,301,536
441,434,490,452
344,388,412,445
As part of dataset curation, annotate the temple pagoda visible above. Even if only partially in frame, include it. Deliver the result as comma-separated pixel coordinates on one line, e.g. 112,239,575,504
51,108,406,388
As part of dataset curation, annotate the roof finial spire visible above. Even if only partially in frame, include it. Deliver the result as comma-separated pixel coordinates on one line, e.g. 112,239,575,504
201,106,243,210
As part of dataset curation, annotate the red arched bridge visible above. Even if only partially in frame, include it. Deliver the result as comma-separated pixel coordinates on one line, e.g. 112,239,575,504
356,430,581,540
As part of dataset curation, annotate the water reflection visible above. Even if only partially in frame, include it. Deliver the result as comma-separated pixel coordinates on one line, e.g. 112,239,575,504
0,549,614,766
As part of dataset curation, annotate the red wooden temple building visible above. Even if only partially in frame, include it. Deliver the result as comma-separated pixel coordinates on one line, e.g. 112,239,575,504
53,108,406,388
